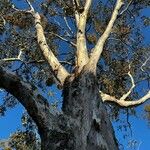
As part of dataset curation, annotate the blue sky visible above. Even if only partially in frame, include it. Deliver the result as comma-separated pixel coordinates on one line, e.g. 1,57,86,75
1,91,150,150
0,0,150,149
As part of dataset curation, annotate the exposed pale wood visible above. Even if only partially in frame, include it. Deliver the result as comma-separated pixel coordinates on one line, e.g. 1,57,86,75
100,69,150,107
76,0,92,73
88,0,124,71
100,91,150,107
34,12,70,85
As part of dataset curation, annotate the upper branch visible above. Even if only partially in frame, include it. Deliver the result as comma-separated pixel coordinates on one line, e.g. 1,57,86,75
73,0,80,26
88,0,124,70
76,0,92,73
33,14,70,85
0,66,56,131
0,50,23,62
13,0,70,85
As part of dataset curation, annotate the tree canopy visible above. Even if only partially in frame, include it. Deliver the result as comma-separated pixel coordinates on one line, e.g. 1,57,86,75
0,0,150,149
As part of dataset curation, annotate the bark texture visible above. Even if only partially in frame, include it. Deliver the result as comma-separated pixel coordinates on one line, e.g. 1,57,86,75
0,66,118,150
38,69,119,150
61,70,118,150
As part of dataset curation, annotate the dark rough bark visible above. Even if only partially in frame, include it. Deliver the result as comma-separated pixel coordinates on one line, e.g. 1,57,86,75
0,66,57,134
61,70,118,150
40,70,118,150
0,66,118,150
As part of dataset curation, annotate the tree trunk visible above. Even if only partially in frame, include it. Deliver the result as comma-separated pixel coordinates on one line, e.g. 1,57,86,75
0,66,118,150
40,70,118,150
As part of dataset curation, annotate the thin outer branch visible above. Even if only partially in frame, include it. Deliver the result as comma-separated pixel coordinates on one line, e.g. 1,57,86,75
25,0,34,12
50,32,76,47
63,16,74,34
141,56,150,72
0,16,6,26
120,66,135,100
119,0,132,15
12,0,34,14
0,50,23,62
88,0,124,71
0,58,22,62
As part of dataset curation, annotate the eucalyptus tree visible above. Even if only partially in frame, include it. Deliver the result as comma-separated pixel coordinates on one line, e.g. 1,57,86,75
0,0,150,149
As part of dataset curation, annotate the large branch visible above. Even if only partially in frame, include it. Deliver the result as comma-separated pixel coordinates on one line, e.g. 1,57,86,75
13,0,70,85
0,66,57,131
88,0,124,70
34,14,70,85
76,0,92,73
100,69,150,107
100,91,150,107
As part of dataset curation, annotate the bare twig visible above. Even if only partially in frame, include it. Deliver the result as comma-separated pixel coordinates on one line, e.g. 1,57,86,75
49,32,76,47
12,0,34,14
119,0,132,15
120,65,135,100
0,16,6,26
0,50,23,62
60,61,73,66
0,58,22,62
141,56,150,72
63,16,74,34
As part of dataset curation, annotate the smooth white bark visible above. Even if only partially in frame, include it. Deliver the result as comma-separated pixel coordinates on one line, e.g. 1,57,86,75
89,0,124,70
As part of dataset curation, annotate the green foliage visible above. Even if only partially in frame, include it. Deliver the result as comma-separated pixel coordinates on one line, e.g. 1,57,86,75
145,105,150,112
141,16,150,26
0,130,40,150
0,0,150,148
0,112,40,150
